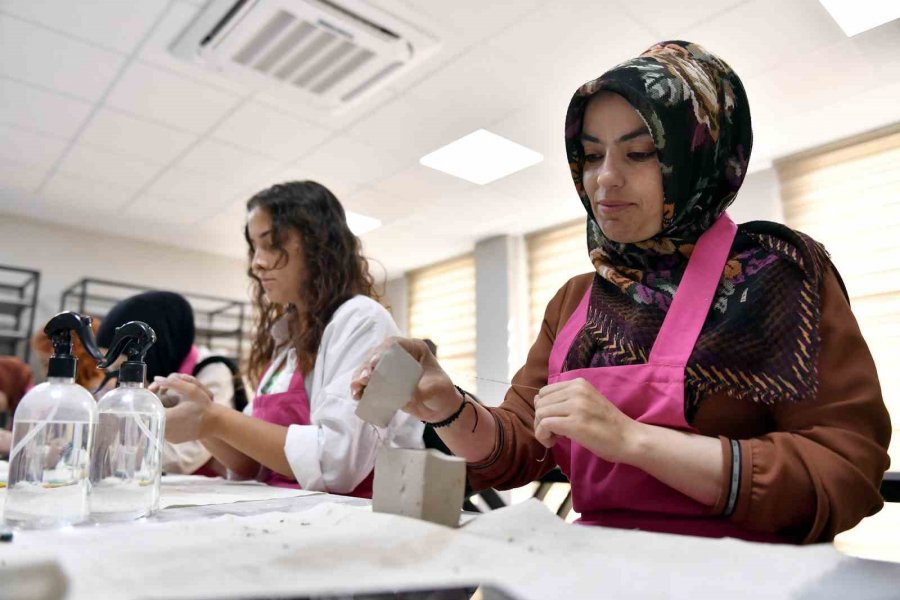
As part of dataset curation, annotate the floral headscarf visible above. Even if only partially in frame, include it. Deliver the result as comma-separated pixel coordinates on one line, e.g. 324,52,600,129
564,41,837,417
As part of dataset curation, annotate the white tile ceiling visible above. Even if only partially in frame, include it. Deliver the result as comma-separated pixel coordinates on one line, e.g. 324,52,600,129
0,0,898,279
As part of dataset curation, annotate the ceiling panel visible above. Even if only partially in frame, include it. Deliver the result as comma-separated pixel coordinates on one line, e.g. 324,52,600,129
0,0,169,54
373,164,476,202
375,0,543,94
745,39,879,117
486,159,575,211
346,82,524,166
106,62,242,134
212,101,333,161
360,218,473,276
289,134,408,188
40,171,135,212
144,167,248,208
405,46,530,127
487,0,655,104
0,158,47,197
264,166,358,203
178,139,282,183
850,21,900,80
0,78,93,138
123,193,214,226
0,14,125,102
0,125,68,170
78,108,198,164
340,187,420,225
253,80,401,132
679,0,847,79
55,144,162,193
621,0,750,37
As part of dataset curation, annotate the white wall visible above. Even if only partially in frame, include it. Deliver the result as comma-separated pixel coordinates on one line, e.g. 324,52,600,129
729,167,784,224
0,214,250,372
382,276,408,336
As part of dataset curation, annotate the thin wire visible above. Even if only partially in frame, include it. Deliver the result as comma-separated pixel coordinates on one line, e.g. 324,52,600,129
470,376,549,462
472,376,542,392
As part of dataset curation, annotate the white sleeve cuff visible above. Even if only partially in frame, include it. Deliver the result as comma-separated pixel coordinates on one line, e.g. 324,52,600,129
284,424,326,491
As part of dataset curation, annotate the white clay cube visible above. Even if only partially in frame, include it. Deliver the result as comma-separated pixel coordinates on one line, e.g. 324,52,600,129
356,344,423,428
372,447,466,528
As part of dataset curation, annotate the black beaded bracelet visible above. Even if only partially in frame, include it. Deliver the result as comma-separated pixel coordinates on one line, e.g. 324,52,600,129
425,385,479,432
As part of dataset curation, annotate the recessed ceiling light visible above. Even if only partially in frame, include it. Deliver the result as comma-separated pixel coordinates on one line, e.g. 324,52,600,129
419,129,543,185
818,0,900,36
346,210,382,235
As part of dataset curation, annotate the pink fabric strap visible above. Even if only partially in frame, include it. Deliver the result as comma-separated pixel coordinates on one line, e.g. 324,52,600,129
177,346,200,375
648,213,737,366
548,287,593,377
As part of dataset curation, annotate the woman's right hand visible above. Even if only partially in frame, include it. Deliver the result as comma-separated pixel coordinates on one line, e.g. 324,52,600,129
350,337,462,424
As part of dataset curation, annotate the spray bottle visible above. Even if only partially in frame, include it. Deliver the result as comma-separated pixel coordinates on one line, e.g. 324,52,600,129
3,312,99,528
89,321,166,521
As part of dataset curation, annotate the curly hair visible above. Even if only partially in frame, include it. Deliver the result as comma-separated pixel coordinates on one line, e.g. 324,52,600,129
244,181,380,388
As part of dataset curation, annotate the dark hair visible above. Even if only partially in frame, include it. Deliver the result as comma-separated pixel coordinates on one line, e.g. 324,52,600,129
244,181,379,388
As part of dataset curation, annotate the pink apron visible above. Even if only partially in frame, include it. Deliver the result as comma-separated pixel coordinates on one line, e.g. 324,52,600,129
549,213,782,542
252,368,374,497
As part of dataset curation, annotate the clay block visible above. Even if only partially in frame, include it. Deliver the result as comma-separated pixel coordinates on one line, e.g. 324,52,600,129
355,343,423,428
372,447,466,528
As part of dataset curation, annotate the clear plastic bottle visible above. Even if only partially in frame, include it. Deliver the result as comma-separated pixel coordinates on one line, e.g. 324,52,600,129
89,322,165,521
3,314,99,529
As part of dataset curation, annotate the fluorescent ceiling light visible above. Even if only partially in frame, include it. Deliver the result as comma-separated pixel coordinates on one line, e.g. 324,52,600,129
818,0,900,36
346,210,382,235
419,129,543,185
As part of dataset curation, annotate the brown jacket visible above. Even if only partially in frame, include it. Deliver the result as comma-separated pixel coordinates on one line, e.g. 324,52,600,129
468,269,892,544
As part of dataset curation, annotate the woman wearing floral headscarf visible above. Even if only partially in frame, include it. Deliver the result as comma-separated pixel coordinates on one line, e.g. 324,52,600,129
352,41,891,543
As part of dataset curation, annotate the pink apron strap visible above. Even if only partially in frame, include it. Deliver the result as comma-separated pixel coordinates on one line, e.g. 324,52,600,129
648,213,737,366
177,345,200,375
287,369,305,391
548,287,593,377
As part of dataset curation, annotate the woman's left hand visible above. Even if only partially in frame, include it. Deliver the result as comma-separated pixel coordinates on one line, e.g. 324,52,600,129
533,377,640,464
150,374,215,444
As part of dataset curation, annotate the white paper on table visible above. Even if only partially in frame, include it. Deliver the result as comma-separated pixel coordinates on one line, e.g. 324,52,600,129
158,475,321,509
2,498,897,600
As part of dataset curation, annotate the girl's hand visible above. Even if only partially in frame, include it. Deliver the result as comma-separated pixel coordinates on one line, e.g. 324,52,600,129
533,377,641,463
350,337,462,423
150,374,215,443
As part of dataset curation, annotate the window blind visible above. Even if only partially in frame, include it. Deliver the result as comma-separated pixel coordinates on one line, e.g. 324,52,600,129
407,253,477,394
525,219,593,347
777,127,900,466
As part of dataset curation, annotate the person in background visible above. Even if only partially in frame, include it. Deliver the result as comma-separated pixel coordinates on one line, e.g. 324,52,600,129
352,41,891,543
0,356,33,458
153,181,423,495
96,291,240,477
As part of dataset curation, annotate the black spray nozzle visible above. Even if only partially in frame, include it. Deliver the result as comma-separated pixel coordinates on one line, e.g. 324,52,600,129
44,311,102,359
98,321,156,384
44,311,103,379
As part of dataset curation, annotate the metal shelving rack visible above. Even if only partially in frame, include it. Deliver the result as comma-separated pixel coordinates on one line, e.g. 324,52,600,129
59,278,252,364
0,265,40,362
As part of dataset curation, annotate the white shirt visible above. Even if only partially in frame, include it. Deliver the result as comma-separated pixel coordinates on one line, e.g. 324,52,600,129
253,296,424,494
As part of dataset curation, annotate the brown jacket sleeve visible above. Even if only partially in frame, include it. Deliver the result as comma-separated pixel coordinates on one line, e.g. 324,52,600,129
725,267,892,543
467,273,593,491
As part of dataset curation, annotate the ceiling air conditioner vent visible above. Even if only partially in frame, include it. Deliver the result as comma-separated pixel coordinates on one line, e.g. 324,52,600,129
170,0,440,110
